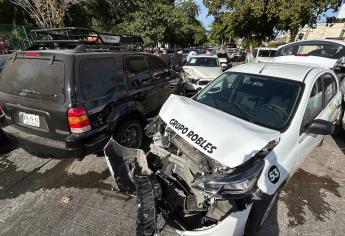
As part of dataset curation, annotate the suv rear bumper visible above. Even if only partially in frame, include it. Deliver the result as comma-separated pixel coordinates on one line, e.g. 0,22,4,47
1,125,109,158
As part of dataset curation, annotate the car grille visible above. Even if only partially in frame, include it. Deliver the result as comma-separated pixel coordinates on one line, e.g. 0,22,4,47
198,80,211,86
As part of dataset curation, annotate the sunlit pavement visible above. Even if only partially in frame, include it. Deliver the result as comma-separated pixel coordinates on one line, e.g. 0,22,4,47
0,135,344,236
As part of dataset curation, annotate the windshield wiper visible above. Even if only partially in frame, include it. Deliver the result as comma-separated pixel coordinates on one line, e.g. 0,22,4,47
221,95,254,123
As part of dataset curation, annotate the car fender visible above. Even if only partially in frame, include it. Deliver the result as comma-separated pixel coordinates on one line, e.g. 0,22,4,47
106,100,145,127
257,150,291,195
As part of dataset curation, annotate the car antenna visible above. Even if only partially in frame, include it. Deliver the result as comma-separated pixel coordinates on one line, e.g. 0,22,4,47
258,57,274,74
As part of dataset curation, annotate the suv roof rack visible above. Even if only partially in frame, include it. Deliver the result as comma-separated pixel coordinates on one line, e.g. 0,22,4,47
28,27,144,51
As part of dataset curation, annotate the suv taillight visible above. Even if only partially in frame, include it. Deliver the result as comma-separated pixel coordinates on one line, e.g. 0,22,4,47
67,107,91,133
24,52,41,57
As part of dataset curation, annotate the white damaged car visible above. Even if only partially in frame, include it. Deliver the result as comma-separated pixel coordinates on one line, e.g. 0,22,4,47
104,62,342,235
182,55,223,95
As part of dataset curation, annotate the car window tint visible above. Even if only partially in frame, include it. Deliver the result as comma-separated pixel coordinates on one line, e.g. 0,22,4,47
302,78,323,126
187,57,219,67
0,58,65,103
149,56,168,71
276,42,345,59
80,58,124,100
125,56,152,88
211,73,236,92
196,72,302,130
257,49,276,57
323,74,337,104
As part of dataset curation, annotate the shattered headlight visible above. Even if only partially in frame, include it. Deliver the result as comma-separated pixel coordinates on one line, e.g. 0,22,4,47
192,159,264,198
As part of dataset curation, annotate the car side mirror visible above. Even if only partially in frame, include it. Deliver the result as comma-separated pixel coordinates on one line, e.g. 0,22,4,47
303,119,334,135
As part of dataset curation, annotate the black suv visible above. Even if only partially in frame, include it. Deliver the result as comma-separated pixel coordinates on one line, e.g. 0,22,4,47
0,28,181,157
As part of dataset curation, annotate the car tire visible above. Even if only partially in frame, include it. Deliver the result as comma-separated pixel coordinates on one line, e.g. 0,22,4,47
0,130,8,142
113,119,144,149
244,191,279,235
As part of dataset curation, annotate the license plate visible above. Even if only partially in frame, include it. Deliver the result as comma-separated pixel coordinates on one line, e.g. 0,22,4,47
20,112,40,127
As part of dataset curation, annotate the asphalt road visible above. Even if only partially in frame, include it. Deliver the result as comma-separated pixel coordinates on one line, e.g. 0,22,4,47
0,134,344,236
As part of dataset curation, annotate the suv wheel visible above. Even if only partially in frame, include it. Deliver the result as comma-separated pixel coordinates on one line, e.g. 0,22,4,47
114,119,143,149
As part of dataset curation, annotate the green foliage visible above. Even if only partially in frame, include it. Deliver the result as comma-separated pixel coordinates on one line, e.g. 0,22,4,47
205,0,342,44
1,0,207,47
0,0,31,25
111,0,207,47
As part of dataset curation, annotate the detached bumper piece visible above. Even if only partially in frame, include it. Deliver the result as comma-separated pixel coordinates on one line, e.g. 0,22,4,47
135,175,163,236
104,138,253,236
104,139,163,236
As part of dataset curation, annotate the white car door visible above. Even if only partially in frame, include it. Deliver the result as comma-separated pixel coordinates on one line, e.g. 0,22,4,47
322,73,342,123
294,73,340,171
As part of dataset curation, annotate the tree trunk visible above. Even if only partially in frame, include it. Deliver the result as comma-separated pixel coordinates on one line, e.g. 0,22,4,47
289,28,299,42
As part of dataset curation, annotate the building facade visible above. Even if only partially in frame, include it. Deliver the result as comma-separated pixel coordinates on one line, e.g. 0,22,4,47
296,22,345,41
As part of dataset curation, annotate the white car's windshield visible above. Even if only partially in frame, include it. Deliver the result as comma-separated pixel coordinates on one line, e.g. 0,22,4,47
188,57,219,67
195,72,303,130
275,41,345,59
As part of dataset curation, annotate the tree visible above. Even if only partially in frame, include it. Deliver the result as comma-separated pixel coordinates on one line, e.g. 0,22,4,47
205,0,280,44
5,0,207,47
0,0,30,25
109,0,207,47
275,0,340,41
10,0,86,28
204,0,342,44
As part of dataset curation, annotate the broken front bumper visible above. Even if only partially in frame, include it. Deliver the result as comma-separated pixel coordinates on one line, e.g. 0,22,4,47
176,204,252,236
104,139,252,236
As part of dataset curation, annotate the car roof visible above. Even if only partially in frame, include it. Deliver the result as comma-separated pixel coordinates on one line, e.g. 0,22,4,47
277,39,345,49
230,62,323,82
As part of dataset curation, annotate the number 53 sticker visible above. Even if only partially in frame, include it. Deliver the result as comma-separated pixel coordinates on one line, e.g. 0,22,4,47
268,166,280,184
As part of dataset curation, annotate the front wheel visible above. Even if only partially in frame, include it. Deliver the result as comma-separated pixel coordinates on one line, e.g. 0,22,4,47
244,191,279,235
113,119,144,149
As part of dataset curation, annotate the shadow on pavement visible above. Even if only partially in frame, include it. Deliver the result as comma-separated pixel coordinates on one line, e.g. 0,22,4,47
0,156,112,200
257,200,279,236
332,133,345,155
0,139,18,155
280,169,340,227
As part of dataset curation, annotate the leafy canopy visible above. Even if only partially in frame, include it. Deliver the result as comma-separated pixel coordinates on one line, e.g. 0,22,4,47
204,0,341,44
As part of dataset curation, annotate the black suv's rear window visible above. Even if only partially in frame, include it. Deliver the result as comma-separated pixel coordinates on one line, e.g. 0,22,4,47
0,58,65,103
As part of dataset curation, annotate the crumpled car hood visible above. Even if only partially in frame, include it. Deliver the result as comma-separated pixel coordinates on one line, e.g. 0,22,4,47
159,95,281,168
183,66,222,79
